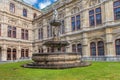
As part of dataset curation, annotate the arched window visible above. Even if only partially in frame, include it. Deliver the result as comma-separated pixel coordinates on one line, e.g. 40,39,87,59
21,49,24,58
77,44,82,55
114,0,120,20
25,49,29,57
72,44,76,52
13,49,16,60
10,3,15,13
7,48,11,60
23,8,27,17
116,39,120,55
97,41,104,56
90,42,96,56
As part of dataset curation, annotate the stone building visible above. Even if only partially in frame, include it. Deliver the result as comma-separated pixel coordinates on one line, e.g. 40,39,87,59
1,0,120,61
34,0,120,61
0,0,42,61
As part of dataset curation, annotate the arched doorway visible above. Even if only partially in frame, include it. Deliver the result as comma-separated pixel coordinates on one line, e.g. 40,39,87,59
115,39,120,55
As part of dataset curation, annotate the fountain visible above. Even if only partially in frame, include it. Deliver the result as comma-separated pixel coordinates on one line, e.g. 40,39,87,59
23,9,91,69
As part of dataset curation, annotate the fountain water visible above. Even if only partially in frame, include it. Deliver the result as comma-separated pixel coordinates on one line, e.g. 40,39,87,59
23,9,91,69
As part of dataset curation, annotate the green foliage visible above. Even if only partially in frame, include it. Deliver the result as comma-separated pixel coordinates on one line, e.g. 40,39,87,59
0,61,120,80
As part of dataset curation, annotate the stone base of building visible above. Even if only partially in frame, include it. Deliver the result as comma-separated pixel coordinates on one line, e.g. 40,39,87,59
82,56,120,61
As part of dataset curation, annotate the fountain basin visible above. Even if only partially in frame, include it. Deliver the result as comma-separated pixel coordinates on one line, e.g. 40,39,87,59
23,53,91,69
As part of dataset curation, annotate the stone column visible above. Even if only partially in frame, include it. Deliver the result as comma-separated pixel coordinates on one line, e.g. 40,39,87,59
1,44,7,61
105,28,114,57
29,46,33,58
17,45,21,60
104,0,114,24
82,33,89,57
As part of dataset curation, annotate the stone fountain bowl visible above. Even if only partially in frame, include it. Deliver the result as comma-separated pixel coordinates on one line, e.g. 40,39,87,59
23,53,91,69
43,41,70,47
50,20,61,26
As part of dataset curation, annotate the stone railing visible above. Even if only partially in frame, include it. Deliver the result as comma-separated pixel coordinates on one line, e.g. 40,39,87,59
82,56,120,61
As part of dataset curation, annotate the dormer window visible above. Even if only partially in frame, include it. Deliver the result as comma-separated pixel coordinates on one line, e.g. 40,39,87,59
23,8,27,17
10,3,15,13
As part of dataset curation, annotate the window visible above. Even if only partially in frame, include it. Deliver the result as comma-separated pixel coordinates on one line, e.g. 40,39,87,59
72,44,76,52
23,9,27,17
10,3,15,13
39,48,44,53
13,49,16,60
61,20,65,34
71,17,75,31
8,26,12,37
21,29,24,39
38,28,43,40
90,42,96,56
25,30,28,40
114,1,120,20
77,44,82,55
7,48,11,60
47,26,52,38
76,15,81,30
8,26,16,38
71,15,81,31
97,41,104,56
90,41,104,56
89,7,102,26
21,49,24,57
116,39,120,55
21,49,29,58
13,27,16,38
25,49,29,57
21,29,29,40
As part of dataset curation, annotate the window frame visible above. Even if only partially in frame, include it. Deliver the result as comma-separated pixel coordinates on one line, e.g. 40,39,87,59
89,7,102,26
113,0,120,20
23,8,27,17
10,3,15,13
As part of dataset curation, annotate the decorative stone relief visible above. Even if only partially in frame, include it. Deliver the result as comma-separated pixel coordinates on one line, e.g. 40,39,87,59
71,7,80,14
22,22,28,28
8,18,17,25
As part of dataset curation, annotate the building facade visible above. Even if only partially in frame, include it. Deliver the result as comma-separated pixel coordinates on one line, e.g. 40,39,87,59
34,0,120,61
0,0,42,61
1,0,120,61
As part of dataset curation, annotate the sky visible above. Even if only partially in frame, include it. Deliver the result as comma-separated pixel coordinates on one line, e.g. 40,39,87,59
23,0,58,9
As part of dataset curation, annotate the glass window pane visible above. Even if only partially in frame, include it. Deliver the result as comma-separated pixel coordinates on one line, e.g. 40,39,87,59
114,7,120,20
90,42,96,56
96,8,101,13
89,16,95,26
116,39,120,55
114,1,120,7
96,14,102,24
98,41,104,56
76,15,81,30
89,10,94,15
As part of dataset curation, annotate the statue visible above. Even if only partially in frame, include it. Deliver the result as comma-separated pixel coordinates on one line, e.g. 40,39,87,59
53,9,58,20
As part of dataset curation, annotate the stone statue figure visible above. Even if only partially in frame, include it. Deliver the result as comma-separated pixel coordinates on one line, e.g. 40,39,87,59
53,9,58,20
